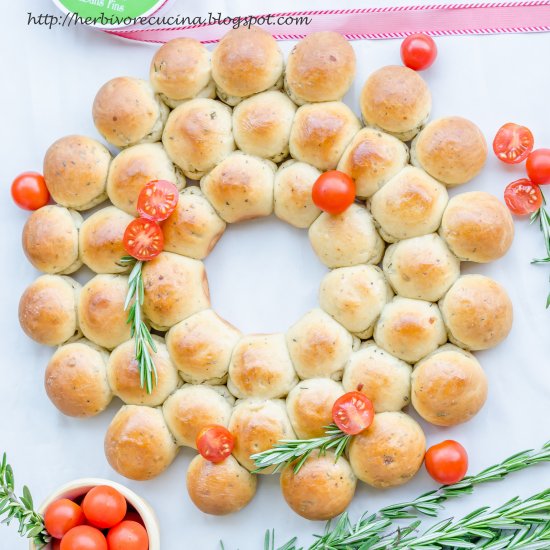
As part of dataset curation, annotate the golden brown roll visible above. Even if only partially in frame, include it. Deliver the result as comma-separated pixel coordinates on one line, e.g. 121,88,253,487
273,160,322,228
79,206,134,274
349,411,426,488
211,26,283,105
286,309,358,380
439,274,513,351
78,274,131,350
105,405,178,481
342,342,412,412
166,309,240,384
142,252,210,331
93,77,169,148
374,297,446,363
150,37,215,108
439,192,514,263
289,102,361,171
200,152,276,223
162,98,235,180
162,384,234,448
19,275,80,346
383,233,460,302
43,135,111,210
228,333,298,399
286,378,344,439
186,455,257,515
280,452,356,520
309,203,385,268
22,206,82,274
411,116,487,186
161,187,226,260
45,339,112,417
319,265,393,339
360,65,431,141
370,166,448,243
412,344,488,426
337,128,409,198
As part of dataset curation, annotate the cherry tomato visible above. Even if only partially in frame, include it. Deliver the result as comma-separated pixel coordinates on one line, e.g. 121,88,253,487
82,485,127,529
400,34,437,71
52,539,62,550
504,178,543,216
332,392,375,435
11,172,50,211
492,123,534,164
196,425,234,463
425,440,469,485
106,520,149,550
527,149,550,185
312,171,356,214
123,218,164,261
44,499,85,539
60,525,107,550
137,180,179,222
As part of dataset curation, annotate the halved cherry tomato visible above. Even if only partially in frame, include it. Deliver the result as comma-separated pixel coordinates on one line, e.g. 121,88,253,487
425,440,468,485
82,485,127,529
11,172,50,211
527,149,550,185
504,179,543,215
493,123,534,164
123,218,164,261
137,180,179,222
60,525,107,550
106,520,149,550
332,392,374,435
44,498,85,539
196,425,234,463
400,34,437,71
312,171,356,214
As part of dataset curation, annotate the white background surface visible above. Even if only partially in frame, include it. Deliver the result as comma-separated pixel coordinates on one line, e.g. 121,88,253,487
2,0,550,548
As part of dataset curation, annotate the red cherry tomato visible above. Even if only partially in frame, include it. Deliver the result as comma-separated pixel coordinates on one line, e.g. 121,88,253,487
527,149,550,185
81,485,127,529
123,218,164,261
196,425,234,463
44,499,85,539
60,525,107,550
504,178,543,216
11,172,50,211
400,34,437,71
52,539,62,550
312,171,356,214
492,123,534,164
106,520,149,550
137,180,179,222
425,440,469,485
332,392,375,435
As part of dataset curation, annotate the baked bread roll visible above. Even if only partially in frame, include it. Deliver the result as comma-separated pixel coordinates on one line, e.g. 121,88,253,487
286,378,344,439
439,274,513,351
273,160,322,228
19,275,80,346
370,166,448,243
150,37,215,108
142,252,210,331
319,265,393,339
439,192,514,263
166,309,240,384
342,342,412,412
229,399,295,473
211,26,283,106
45,339,112,418
200,152,276,223
162,384,234,448
374,297,446,363
186,455,257,515
162,98,235,180
43,135,111,210
309,203,384,268
289,102,361,170
280,452,356,520
360,65,431,141
228,333,298,399
93,77,169,148
412,344,488,426
286,309,357,380
411,116,487,186
79,206,134,274
284,31,356,105
337,128,409,198
105,405,178,481
383,233,460,302
22,206,82,274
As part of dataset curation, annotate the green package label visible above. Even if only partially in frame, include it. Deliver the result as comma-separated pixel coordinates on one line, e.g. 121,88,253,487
57,0,162,19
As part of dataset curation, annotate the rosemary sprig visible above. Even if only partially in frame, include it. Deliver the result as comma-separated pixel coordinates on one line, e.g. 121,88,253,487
530,197,550,308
